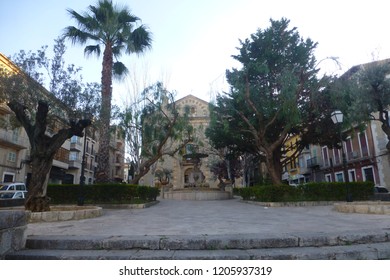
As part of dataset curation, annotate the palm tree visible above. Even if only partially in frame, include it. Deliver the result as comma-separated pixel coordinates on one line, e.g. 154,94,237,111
63,0,152,182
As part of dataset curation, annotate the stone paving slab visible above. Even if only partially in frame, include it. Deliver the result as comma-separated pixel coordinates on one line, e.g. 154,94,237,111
12,198,390,260
25,199,390,237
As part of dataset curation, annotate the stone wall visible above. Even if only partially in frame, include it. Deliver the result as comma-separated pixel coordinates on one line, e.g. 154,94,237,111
0,210,27,259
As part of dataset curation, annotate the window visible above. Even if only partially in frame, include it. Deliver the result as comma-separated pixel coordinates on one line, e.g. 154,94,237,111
3,173,14,182
322,147,330,167
69,151,78,161
12,129,19,143
312,148,317,158
298,156,305,169
7,152,16,162
359,132,369,157
190,107,196,115
325,174,332,182
71,136,78,144
335,172,344,182
348,169,356,182
345,138,353,160
333,149,341,165
362,166,375,184
290,157,297,170
14,192,23,199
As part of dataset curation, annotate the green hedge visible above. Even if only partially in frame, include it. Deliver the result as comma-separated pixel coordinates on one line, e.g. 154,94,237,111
47,183,160,204
235,182,374,202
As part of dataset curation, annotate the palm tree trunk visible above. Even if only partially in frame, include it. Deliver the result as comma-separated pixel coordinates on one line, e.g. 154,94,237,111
96,43,113,183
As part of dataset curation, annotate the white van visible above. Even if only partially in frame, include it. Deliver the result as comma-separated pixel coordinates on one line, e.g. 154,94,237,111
0,182,27,192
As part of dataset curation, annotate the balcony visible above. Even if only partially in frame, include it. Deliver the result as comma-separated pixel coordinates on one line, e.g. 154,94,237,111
0,158,18,169
68,159,82,169
69,136,83,151
307,157,322,168
0,129,28,150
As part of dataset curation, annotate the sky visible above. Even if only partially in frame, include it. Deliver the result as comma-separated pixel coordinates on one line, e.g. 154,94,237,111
2,0,390,105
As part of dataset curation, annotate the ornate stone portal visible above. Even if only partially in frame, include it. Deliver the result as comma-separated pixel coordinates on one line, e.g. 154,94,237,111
183,152,208,188
163,149,232,200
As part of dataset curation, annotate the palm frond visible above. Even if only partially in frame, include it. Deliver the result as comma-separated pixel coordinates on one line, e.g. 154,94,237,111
127,25,153,54
84,45,101,58
112,61,129,80
67,8,98,33
117,9,139,25
112,45,125,58
90,0,114,26
63,26,90,45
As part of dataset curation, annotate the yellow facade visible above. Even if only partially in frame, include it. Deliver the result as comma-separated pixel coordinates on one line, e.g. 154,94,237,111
283,134,306,185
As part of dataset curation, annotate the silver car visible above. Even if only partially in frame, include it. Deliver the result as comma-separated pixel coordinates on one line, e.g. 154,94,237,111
0,191,27,199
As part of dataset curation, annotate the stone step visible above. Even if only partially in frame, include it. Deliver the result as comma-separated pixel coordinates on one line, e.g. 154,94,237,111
6,242,390,260
22,230,390,251
5,230,390,260
5,229,390,260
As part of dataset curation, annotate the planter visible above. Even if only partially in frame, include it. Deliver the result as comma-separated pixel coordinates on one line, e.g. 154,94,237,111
27,205,103,223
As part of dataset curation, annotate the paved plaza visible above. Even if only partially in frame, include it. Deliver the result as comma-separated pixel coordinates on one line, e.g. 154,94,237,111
26,198,390,237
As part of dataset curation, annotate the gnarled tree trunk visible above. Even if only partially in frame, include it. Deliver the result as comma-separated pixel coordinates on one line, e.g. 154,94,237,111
8,100,91,212
25,157,53,212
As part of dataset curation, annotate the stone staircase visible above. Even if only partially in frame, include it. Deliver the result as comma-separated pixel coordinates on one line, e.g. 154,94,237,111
6,230,390,260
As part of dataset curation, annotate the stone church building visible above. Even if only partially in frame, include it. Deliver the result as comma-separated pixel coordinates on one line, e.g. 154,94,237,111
141,95,220,189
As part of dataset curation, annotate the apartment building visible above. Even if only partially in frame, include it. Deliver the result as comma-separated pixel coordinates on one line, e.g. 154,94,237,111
0,52,125,185
65,125,98,184
283,121,387,187
110,125,125,182
0,104,29,182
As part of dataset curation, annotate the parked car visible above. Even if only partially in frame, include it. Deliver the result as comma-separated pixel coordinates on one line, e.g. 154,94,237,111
0,182,27,192
373,185,390,201
374,186,389,193
0,191,27,199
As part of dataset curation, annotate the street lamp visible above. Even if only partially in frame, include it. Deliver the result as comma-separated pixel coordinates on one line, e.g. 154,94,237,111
330,110,343,124
77,127,87,206
331,110,352,202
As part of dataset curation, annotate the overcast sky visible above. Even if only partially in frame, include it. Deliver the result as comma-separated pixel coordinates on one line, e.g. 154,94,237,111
1,0,390,105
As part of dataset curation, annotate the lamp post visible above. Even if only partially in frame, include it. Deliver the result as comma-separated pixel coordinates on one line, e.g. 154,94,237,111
331,110,352,202
78,126,88,206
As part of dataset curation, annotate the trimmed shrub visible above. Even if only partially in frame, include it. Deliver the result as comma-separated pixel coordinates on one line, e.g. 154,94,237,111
234,181,374,202
47,183,160,204
238,188,253,200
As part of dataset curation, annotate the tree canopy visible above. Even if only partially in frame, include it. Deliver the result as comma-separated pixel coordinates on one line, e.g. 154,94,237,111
207,18,331,185
118,82,193,184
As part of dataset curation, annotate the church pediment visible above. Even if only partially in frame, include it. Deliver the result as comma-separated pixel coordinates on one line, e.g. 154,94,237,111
175,94,209,118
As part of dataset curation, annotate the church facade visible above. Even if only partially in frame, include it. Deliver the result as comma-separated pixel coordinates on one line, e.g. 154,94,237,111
140,95,220,189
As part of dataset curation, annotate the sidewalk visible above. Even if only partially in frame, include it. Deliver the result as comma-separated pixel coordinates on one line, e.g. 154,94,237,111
26,198,390,237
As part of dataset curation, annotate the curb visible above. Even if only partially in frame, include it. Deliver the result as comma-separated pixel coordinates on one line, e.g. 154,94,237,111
27,206,103,223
